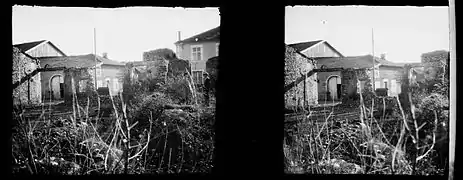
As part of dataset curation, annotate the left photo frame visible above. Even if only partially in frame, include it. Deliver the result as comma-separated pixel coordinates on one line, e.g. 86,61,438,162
12,6,219,175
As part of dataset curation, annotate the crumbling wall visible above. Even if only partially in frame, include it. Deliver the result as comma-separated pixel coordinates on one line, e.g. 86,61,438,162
340,68,372,104
168,58,191,78
141,52,170,85
63,67,95,105
12,47,42,105
285,45,318,109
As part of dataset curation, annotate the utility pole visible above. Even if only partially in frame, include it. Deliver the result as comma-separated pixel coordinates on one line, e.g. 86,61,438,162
372,28,376,90
94,28,97,89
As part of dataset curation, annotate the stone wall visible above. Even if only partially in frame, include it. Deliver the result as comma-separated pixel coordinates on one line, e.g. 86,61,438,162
285,45,318,109
13,47,42,105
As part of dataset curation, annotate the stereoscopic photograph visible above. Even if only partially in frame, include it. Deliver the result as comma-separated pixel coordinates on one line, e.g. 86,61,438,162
12,6,219,174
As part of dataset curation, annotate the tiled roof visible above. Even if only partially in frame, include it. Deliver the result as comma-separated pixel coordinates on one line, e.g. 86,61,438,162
376,58,406,67
314,55,381,69
100,57,125,66
38,54,125,68
315,55,408,69
288,40,323,52
175,26,220,44
13,40,47,52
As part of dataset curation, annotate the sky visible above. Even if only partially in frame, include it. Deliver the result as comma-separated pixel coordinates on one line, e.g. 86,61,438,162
12,6,220,62
285,6,450,63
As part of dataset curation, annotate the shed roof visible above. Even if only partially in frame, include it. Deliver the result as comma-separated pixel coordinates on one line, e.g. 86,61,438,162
175,26,220,44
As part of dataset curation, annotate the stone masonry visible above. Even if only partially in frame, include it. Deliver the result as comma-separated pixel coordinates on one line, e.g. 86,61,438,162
13,47,42,105
285,45,318,109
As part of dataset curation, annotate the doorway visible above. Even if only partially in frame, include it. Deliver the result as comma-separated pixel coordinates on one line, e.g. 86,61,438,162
50,75,64,100
327,76,341,101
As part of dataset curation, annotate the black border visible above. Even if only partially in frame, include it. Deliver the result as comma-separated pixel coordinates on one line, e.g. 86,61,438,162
5,0,459,178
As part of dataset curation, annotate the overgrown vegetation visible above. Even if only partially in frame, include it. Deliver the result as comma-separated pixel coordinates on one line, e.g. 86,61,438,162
12,66,215,175
284,51,449,175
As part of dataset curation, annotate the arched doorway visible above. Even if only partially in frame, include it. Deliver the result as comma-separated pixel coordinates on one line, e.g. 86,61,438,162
327,76,341,101
50,75,64,100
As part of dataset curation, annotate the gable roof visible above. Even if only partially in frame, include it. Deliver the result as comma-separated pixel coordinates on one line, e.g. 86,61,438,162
175,26,220,44
288,40,323,52
285,44,316,64
13,40,46,52
13,40,67,56
288,40,344,57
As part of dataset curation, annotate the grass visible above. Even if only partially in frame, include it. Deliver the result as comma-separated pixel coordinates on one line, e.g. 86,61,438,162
11,79,215,175
284,89,448,175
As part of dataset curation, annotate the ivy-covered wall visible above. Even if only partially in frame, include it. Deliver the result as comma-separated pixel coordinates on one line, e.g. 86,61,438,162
285,45,318,109
13,47,42,105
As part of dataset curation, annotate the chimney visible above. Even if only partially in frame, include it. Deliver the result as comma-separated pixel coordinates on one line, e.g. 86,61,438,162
102,52,108,59
178,31,181,41
380,53,386,60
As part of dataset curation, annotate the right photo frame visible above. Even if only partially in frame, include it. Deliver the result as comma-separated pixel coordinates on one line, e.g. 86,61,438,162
284,5,453,176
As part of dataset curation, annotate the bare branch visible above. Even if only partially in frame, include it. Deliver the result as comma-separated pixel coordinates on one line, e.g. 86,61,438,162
416,110,439,161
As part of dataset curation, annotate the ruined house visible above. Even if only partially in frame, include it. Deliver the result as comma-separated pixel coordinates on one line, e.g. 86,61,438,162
12,47,42,105
39,54,125,100
285,44,318,109
38,55,100,104
288,40,345,101
13,40,67,103
314,55,406,101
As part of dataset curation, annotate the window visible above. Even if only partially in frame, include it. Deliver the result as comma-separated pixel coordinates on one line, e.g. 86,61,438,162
176,45,182,59
96,66,102,77
192,70,203,85
113,78,119,92
191,45,203,61
374,68,380,79
390,79,397,95
97,80,103,88
216,43,220,56
375,81,381,90
383,79,388,89
105,78,111,88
